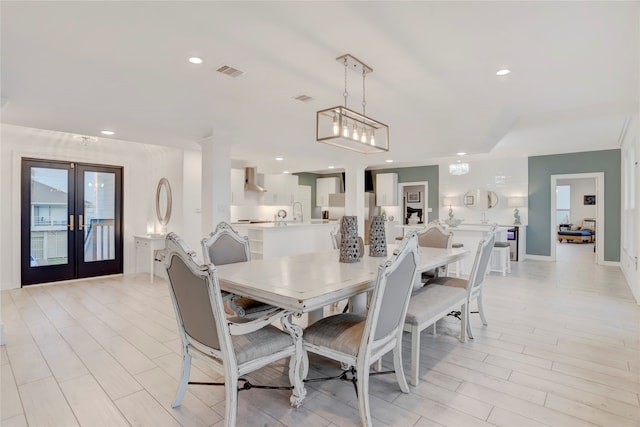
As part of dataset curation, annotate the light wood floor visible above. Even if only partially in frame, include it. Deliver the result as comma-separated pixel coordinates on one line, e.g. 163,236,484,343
2,246,639,426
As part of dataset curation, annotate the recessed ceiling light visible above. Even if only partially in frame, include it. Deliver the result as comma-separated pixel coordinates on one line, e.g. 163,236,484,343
275,157,284,161
456,152,467,156
283,171,290,174
189,57,203,64
385,159,394,163
327,166,335,169
100,130,115,135
496,69,510,76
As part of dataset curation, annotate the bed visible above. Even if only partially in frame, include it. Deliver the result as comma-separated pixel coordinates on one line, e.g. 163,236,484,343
557,219,596,243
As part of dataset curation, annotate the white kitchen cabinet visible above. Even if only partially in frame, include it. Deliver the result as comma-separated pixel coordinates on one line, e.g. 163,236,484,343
316,177,340,207
231,168,245,206
263,174,299,205
376,173,398,206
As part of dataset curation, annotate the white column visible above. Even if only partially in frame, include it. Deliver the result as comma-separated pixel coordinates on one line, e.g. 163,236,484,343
200,137,231,234
344,163,366,237
344,162,367,315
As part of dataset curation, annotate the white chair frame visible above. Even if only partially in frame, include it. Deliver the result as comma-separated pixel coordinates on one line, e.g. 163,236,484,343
202,221,278,318
303,233,420,427
163,233,306,426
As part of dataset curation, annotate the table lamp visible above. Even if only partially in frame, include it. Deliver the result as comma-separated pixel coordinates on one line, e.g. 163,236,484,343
508,197,526,225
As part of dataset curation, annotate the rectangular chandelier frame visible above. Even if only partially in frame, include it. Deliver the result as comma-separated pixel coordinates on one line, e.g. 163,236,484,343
316,105,389,154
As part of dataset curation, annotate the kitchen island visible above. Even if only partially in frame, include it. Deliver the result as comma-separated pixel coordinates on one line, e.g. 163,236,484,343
232,220,338,259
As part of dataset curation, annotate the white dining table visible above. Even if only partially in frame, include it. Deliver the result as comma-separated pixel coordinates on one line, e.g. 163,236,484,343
215,245,467,407
215,246,468,314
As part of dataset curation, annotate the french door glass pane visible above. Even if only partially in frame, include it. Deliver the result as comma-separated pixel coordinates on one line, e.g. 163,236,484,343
30,167,68,266
83,171,116,262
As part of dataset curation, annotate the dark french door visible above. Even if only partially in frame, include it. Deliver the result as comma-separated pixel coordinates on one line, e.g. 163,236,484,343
21,159,123,285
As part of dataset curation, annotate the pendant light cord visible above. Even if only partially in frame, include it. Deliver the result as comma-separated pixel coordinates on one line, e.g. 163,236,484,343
362,69,367,116
343,57,349,108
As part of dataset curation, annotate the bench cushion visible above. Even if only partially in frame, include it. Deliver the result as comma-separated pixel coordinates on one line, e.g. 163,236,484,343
405,284,466,326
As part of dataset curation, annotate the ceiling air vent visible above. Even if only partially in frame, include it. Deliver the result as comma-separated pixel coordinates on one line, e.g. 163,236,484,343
216,65,244,78
293,94,313,102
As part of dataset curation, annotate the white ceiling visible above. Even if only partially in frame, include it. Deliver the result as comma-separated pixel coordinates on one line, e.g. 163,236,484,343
1,1,638,174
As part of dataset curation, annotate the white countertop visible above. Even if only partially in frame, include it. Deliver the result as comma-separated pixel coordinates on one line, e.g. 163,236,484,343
232,220,338,229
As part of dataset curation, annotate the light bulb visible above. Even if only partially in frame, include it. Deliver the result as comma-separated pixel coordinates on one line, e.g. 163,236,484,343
370,130,375,146
361,128,367,143
332,113,339,135
352,124,358,140
342,119,349,137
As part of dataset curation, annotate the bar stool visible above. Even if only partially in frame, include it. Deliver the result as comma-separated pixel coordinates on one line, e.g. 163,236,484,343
450,242,464,277
491,242,511,276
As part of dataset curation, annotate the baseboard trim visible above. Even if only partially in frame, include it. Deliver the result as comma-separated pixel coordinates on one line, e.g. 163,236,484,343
524,254,553,261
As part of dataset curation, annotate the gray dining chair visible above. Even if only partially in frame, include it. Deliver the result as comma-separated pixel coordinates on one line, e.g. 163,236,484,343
202,221,278,318
416,220,453,284
302,232,420,427
424,228,496,339
163,232,306,427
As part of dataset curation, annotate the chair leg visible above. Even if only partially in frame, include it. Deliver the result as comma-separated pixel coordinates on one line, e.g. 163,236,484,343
172,350,191,408
393,339,409,393
410,325,420,387
224,371,239,427
465,300,474,340
460,302,467,343
477,292,488,326
356,361,373,427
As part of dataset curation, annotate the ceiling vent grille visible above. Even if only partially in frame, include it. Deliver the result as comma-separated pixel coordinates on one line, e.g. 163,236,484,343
216,65,244,78
293,94,313,102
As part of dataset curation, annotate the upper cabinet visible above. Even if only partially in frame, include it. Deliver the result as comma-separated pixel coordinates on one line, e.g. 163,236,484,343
316,177,341,207
231,168,245,205
376,173,398,206
263,174,299,206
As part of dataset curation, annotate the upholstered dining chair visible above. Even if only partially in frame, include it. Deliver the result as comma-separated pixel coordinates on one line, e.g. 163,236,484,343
163,232,305,427
424,227,496,339
202,222,277,318
303,232,420,427
403,229,495,386
416,220,453,284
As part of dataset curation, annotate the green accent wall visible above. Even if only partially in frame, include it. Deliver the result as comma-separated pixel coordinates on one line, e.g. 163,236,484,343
371,165,440,223
528,149,621,261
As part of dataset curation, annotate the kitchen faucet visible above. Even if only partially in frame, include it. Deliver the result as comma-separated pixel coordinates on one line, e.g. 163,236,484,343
292,201,303,222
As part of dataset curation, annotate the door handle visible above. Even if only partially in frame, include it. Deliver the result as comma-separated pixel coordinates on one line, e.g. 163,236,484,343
68,215,74,231
79,214,85,231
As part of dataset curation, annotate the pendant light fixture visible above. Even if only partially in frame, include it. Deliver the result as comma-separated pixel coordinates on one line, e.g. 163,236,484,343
316,54,389,154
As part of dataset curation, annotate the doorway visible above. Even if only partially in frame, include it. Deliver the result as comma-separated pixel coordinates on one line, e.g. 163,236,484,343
21,158,123,285
550,172,604,265
398,181,428,226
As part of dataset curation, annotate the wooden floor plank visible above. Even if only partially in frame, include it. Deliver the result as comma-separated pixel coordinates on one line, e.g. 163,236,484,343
0,241,638,426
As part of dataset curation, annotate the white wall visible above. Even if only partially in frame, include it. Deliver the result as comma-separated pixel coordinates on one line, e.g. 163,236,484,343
182,149,202,254
556,178,596,225
620,114,639,303
438,157,529,226
0,125,184,290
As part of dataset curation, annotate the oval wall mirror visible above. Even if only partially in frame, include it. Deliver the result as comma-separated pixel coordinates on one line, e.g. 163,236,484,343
156,177,172,227
463,189,498,210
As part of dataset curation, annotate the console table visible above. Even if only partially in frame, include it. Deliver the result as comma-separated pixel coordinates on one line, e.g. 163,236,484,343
134,234,166,282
